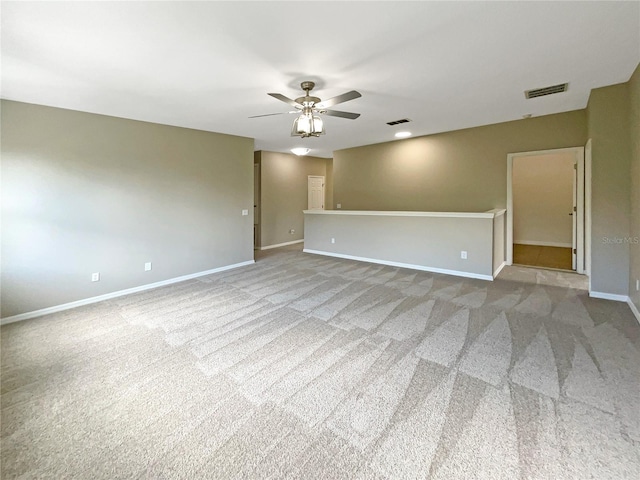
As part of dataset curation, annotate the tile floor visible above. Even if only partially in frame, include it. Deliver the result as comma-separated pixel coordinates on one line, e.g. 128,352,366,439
513,244,573,271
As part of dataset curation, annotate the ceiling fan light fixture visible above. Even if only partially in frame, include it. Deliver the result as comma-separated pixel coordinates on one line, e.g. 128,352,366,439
291,112,325,138
291,147,311,156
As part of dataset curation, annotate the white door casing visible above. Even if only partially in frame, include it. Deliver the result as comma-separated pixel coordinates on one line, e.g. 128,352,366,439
572,161,577,270
254,163,260,248
507,146,586,274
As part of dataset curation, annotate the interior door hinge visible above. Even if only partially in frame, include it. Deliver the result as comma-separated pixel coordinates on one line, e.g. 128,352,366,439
573,206,577,212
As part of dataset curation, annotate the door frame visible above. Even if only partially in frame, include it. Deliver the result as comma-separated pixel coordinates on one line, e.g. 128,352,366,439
506,146,586,274
307,175,325,210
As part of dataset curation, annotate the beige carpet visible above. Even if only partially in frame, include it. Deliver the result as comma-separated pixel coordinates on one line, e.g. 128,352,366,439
2,244,639,479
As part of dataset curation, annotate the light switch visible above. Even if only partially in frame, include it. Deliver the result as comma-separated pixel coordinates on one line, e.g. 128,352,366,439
242,209,249,216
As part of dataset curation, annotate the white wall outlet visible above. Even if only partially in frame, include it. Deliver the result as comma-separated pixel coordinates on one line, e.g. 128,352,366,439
331,238,336,244
336,203,342,209
242,209,249,216
289,229,295,234
91,272,100,282
461,251,467,259
145,262,152,271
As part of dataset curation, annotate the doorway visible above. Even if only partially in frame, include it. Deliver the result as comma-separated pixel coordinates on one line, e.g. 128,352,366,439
507,147,586,274
308,176,325,210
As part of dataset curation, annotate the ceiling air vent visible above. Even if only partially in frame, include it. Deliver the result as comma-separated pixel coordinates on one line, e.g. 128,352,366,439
525,83,568,99
386,118,411,126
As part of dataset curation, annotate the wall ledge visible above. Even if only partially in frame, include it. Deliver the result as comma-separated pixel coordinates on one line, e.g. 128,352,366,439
304,209,506,219
1,260,255,325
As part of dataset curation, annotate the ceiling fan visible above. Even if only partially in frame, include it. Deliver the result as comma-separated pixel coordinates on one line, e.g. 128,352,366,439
250,81,362,138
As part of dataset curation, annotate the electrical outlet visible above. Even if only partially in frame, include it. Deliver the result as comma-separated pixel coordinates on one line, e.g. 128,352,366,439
91,272,100,282
145,262,152,271
242,209,249,216
461,251,467,259
336,203,342,209
289,229,295,234
331,238,336,244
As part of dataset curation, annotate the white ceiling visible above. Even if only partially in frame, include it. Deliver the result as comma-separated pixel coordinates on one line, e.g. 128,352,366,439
2,1,639,158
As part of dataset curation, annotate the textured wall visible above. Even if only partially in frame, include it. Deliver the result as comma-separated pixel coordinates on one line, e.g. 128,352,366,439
333,110,587,212
628,63,640,310
512,153,575,247
586,83,631,296
1,101,255,318
303,212,495,278
258,151,331,248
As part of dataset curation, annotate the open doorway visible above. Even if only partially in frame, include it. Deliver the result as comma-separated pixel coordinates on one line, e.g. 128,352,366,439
507,147,586,274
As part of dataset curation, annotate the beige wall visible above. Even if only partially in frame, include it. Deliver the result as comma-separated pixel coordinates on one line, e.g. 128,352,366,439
587,83,631,296
333,110,587,212
325,158,334,211
304,212,496,278
513,153,575,247
257,151,332,248
628,63,640,310
1,100,255,318
332,104,637,298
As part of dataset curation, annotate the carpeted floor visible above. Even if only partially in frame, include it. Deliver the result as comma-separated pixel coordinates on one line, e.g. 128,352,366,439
2,244,639,479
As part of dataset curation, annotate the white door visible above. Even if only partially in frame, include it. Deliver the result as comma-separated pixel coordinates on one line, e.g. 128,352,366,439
308,176,324,210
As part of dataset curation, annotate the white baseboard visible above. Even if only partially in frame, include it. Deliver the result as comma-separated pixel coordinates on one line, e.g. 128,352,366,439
589,291,628,302
303,249,493,281
493,261,507,279
514,240,573,248
627,298,640,325
260,239,304,250
0,260,255,325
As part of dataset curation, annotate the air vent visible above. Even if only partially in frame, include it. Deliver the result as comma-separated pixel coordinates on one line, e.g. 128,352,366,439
525,83,568,99
386,118,411,126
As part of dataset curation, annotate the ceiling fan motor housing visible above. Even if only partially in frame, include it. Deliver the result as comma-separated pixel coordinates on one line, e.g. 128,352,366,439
300,81,315,92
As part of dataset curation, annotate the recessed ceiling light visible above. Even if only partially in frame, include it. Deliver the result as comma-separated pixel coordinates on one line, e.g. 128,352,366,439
395,131,412,138
291,148,310,156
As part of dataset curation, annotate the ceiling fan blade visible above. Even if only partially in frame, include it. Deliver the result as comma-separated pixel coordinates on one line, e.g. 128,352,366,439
268,93,301,107
321,109,360,120
249,112,285,118
316,90,361,109
249,111,298,118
